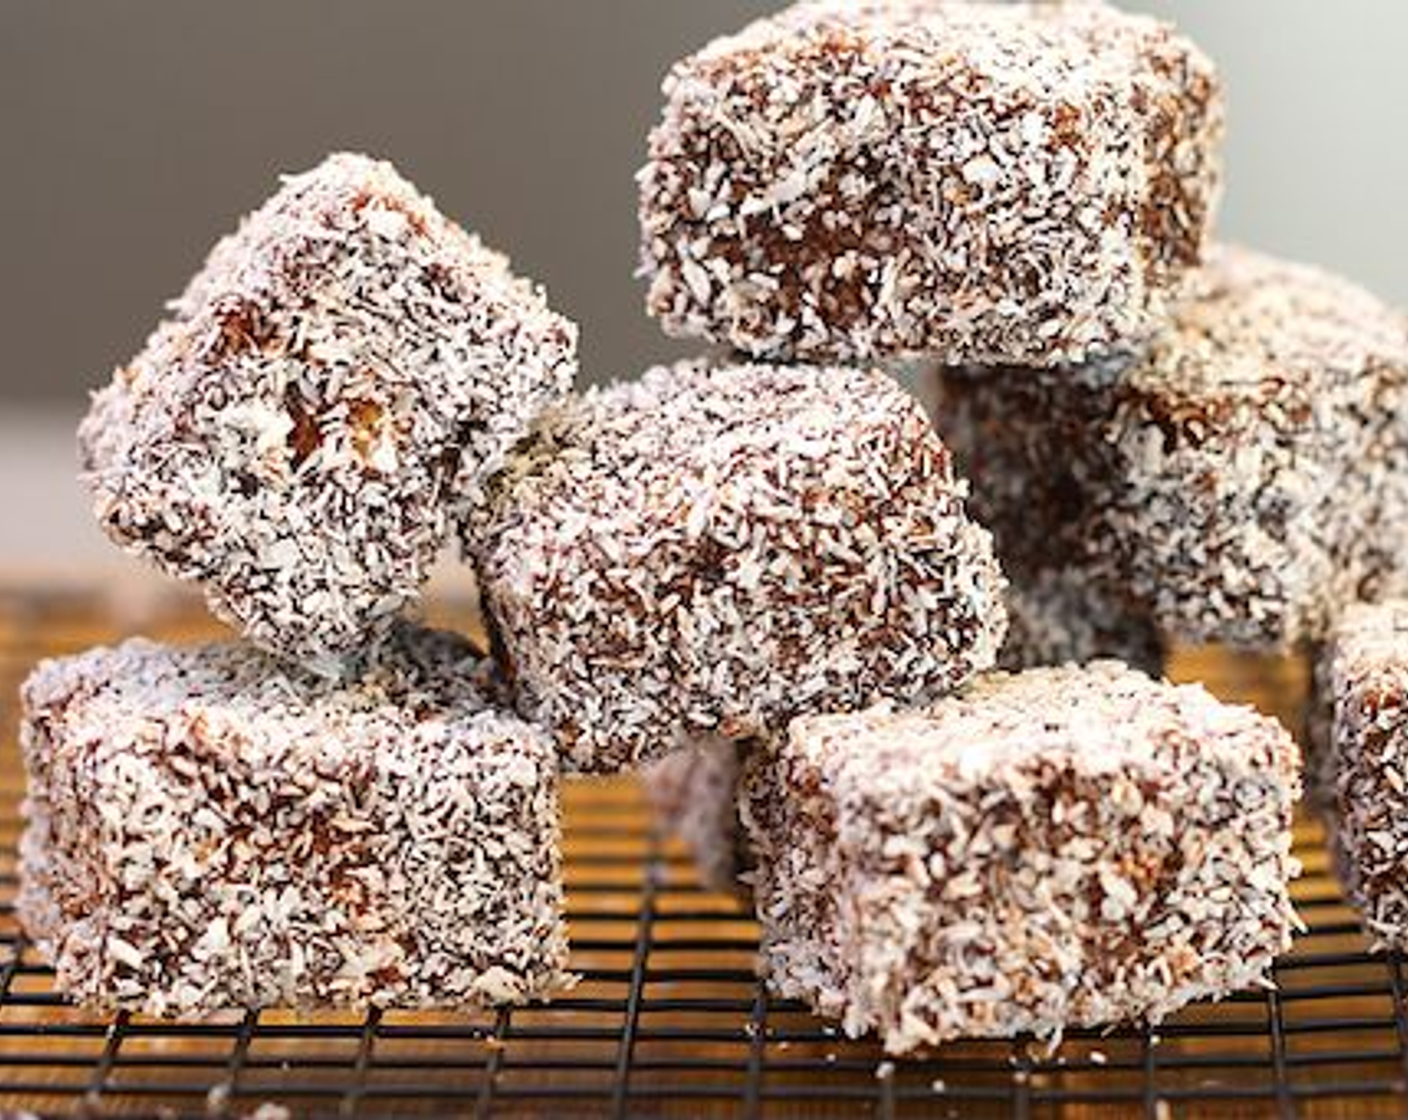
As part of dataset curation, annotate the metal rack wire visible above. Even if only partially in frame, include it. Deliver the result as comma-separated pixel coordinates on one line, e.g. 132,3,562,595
0,587,1404,1117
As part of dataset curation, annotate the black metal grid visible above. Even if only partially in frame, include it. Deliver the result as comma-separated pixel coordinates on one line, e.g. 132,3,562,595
0,587,1405,1117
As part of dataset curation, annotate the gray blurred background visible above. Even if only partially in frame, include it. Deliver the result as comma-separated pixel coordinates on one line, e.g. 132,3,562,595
1,0,1405,572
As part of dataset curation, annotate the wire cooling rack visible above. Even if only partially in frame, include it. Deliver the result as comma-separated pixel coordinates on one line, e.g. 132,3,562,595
0,586,1405,1118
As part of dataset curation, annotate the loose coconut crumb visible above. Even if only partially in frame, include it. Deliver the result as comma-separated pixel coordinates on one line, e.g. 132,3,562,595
18,623,570,1017
743,662,1302,1053
81,152,577,673
639,0,1222,365
467,359,1007,772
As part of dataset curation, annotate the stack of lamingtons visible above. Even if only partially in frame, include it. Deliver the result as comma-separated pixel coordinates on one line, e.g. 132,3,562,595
17,0,1408,1058
30,153,581,1014
634,0,1408,1050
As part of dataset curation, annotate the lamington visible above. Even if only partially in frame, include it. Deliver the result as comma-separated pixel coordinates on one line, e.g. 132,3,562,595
639,0,1222,365
19,624,569,1017
742,663,1301,1053
1315,601,1408,948
643,738,751,891
925,245,1408,650
466,360,1007,771
998,569,1164,674
80,153,577,673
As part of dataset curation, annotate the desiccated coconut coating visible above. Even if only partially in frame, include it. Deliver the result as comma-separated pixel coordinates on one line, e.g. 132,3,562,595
742,662,1301,1054
1315,601,1408,949
18,624,569,1018
643,738,752,891
1000,568,1163,674
466,359,1007,772
80,153,577,673
639,0,1222,366
925,245,1408,650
